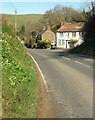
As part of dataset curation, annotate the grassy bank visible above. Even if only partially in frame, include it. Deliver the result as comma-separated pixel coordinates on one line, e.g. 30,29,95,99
69,41,94,56
2,23,38,118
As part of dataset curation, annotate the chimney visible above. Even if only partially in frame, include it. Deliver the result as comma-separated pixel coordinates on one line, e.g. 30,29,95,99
43,26,46,31
61,22,64,26
47,25,51,31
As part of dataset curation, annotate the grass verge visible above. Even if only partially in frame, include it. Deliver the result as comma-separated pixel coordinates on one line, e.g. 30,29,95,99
2,24,38,118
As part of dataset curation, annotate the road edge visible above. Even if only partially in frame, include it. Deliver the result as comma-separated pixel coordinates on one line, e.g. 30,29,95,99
27,52,49,93
27,52,53,118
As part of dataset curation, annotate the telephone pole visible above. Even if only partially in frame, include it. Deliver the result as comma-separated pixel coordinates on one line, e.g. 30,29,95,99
15,9,17,33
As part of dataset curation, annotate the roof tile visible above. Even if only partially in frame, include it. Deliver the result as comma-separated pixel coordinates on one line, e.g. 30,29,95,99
57,22,84,32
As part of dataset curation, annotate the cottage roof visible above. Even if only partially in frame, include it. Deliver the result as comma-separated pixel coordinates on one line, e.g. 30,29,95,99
57,22,84,32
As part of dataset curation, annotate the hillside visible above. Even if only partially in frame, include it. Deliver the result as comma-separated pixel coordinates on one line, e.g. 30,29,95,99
2,23,38,117
2,14,43,29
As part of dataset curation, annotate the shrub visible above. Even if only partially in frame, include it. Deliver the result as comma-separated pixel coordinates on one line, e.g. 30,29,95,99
37,40,51,49
33,42,37,48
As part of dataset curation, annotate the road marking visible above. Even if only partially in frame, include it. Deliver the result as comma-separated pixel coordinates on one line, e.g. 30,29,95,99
62,56,70,60
27,52,49,93
75,61,83,65
62,56,92,68
84,58,93,62
84,64,91,68
75,61,91,68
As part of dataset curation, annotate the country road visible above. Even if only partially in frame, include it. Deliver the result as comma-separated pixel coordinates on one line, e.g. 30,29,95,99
28,49,93,118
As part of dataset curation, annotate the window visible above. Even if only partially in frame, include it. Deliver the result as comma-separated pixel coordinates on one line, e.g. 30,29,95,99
79,32,83,37
58,39,61,46
67,32,69,37
72,32,76,37
62,40,64,45
58,39,64,46
66,32,69,38
60,32,64,37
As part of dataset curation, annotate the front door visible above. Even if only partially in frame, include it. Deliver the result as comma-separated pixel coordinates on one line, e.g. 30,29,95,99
66,40,71,49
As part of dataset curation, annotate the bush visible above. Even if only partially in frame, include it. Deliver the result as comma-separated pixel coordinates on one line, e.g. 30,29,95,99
37,40,51,49
33,42,37,48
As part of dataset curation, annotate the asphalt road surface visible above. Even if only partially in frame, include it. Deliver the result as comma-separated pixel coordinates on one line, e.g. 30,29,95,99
28,49,93,118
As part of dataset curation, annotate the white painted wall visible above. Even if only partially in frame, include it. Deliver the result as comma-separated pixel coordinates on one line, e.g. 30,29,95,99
56,31,83,49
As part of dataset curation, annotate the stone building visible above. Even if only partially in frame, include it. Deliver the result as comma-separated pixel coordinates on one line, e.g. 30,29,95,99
41,25,56,46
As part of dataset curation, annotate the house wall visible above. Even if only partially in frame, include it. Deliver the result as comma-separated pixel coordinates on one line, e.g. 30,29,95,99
56,31,83,49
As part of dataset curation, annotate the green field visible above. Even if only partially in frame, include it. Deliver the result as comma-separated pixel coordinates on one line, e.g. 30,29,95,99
2,23,38,118
2,14,43,29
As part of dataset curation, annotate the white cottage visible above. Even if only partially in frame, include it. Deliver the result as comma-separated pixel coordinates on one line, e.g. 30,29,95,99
56,22,84,49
